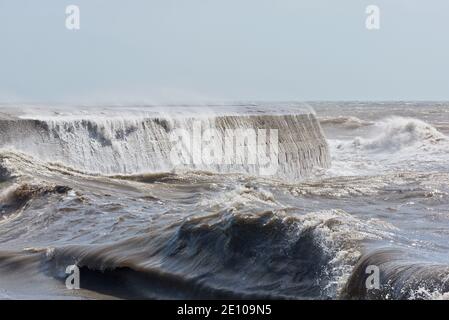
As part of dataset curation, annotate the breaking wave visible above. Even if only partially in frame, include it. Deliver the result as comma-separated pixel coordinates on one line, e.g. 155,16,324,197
343,249,449,300
327,117,449,176
351,117,447,152
0,110,330,180
37,209,391,299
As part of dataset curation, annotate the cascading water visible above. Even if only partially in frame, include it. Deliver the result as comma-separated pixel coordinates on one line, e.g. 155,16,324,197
0,106,330,179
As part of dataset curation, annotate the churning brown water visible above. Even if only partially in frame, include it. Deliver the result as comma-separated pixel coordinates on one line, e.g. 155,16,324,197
0,102,449,300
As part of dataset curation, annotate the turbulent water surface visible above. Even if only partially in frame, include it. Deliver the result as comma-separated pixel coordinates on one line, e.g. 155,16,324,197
0,102,449,300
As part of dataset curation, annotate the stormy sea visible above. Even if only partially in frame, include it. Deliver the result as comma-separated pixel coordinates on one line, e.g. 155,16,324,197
0,102,448,300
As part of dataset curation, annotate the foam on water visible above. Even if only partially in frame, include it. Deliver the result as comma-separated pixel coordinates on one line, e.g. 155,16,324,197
1,102,449,300
352,117,446,152
325,117,449,176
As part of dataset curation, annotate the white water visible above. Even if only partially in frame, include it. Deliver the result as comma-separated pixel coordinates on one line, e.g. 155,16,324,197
326,116,449,177
1,102,449,300
0,106,330,179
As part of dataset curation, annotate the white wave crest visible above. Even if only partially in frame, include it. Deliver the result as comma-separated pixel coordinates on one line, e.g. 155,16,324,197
352,117,447,152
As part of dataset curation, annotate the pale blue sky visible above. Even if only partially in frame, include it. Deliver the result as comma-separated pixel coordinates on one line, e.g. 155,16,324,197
1,0,449,103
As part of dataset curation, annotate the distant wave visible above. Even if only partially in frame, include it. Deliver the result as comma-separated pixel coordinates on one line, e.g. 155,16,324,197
351,117,447,152
320,116,373,129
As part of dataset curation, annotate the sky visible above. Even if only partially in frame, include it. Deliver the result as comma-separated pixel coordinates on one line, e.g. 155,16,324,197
1,0,449,103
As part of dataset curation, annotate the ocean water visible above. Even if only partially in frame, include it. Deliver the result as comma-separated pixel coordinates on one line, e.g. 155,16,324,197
0,102,448,300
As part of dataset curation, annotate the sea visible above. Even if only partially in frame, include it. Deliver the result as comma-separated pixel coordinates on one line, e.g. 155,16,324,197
0,102,448,300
